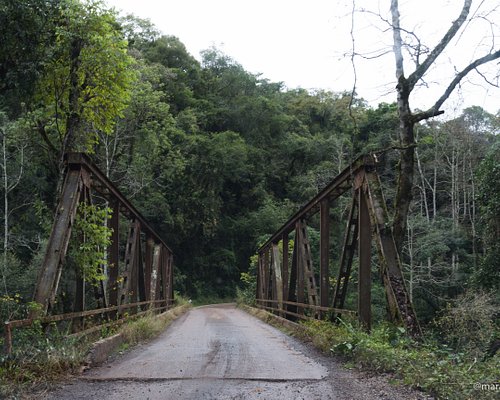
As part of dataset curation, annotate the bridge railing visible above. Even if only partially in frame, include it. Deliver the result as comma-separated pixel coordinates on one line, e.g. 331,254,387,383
3,299,175,355
255,154,422,338
256,299,357,321
3,153,175,354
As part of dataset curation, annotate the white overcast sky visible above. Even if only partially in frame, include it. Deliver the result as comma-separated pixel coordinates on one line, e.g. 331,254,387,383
105,0,500,117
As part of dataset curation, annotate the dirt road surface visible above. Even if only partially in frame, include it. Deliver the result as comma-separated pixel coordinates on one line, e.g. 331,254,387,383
45,304,430,399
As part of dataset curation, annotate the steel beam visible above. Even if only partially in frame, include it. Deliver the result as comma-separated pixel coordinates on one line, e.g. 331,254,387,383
272,243,283,311
320,199,330,312
144,236,154,300
282,233,289,313
258,154,375,252
332,192,358,314
358,186,371,331
107,200,120,308
33,167,83,314
364,170,422,337
65,153,172,253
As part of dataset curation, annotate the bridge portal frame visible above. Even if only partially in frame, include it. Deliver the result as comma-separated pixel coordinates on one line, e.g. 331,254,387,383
32,153,174,317
256,154,421,338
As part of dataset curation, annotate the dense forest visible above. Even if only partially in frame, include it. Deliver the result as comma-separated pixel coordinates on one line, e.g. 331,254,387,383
0,0,498,328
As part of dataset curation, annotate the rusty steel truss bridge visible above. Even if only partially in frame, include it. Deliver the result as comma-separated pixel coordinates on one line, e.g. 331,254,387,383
256,154,421,338
4,152,420,354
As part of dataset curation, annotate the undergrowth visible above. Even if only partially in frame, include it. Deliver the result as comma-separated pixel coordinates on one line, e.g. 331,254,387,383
0,322,90,398
300,318,499,399
241,305,499,400
0,300,191,398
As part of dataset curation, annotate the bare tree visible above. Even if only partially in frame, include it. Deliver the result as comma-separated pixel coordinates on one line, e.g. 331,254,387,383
384,0,500,251
0,114,27,295
389,0,500,250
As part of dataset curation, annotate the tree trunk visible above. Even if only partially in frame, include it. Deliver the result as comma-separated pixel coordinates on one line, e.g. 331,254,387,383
393,78,415,252
2,131,8,295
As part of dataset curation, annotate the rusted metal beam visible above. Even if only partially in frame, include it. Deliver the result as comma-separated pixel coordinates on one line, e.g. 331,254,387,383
296,222,305,315
272,243,283,311
319,199,330,312
33,167,84,314
107,199,120,308
263,249,270,301
281,233,289,313
332,191,358,314
144,236,154,300
287,229,298,319
258,154,374,253
256,154,421,337
297,220,319,307
364,170,422,337
166,252,174,306
137,233,146,304
257,298,357,314
65,153,172,253
358,186,372,331
4,299,174,355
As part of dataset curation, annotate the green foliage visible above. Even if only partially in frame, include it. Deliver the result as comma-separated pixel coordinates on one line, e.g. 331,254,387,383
72,203,112,285
236,271,256,306
33,0,136,155
433,291,498,359
300,318,500,399
475,141,500,289
0,320,85,398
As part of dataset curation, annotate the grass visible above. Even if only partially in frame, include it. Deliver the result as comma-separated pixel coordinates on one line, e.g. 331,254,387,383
0,302,191,398
242,306,500,400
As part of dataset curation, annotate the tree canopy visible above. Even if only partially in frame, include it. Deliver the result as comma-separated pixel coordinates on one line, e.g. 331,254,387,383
0,0,498,316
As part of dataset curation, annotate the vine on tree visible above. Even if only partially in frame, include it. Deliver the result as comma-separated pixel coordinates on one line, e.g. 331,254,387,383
73,203,112,285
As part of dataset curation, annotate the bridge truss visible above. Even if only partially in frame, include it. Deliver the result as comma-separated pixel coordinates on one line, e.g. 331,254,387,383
4,153,175,354
256,154,421,338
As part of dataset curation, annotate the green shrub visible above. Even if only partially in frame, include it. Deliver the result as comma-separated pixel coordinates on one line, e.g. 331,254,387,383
300,318,500,399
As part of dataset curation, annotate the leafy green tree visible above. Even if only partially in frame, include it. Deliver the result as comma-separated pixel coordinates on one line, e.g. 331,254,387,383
33,0,136,170
0,0,58,116
474,141,500,289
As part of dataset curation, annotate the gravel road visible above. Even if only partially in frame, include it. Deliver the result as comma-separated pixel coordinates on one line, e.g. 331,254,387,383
44,304,430,400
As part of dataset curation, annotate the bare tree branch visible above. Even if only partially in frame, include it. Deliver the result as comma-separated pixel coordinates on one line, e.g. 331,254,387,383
391,0,405,80
475,66,500,87
413,49,500,122
407,0,472,91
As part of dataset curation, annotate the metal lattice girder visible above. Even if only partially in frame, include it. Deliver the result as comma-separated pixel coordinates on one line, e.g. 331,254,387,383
319,199,330,312
256,154,422,338
32,153,174,319
297,219,319,307
33,167,84,314
363,169,422,337
272,243,283,311
332,192,359,313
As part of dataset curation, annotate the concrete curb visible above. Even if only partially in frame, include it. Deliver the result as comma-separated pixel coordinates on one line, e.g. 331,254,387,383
85,304,191,367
